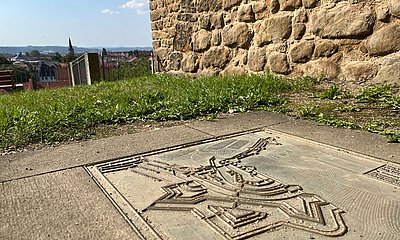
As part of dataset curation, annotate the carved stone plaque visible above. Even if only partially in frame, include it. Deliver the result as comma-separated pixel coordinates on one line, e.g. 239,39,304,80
86,130,400,239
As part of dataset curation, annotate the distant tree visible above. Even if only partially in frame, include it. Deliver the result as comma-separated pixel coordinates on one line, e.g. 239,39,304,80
0,56,10,64
51,52,63,62
30,50,40,57
25,52,30,57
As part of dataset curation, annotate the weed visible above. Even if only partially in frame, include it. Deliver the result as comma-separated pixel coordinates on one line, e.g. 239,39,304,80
298,105,318,117
317,84,341,100
334,105,361,112
311,113,357,129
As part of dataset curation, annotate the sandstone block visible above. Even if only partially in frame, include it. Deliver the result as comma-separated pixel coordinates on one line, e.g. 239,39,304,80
211,13,224,29
268,52,290,74
173,23,192,52
302,0,317,9
373,62,400,84
211,30,222,46
390,0,400,18
221,65,248,76
199,16,211,30
366,22,400,56
270,0,280,14
198,0,222,11
150,8,166,21
222,23,253,48
294,8,308,23
169,52,183,71
248,47,267,71
182,54,198,73
292,23,306,40
290,41,315,63
193,29,212,52
224,0,242,10
266,14,292,42
343,61,378,83
201,47,231,69
314,40,338,58
252,2,267,20
376,4,390,22
302,60,340,79
311,4,375,39
279,0,302,11
237,4,255,22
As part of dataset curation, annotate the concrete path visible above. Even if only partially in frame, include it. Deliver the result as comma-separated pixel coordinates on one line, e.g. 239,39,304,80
1,112,399,240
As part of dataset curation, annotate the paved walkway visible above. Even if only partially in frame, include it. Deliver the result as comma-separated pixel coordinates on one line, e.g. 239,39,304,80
1,111,399,239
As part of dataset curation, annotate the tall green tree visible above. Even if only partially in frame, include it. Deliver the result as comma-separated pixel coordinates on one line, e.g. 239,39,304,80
30,50,40,57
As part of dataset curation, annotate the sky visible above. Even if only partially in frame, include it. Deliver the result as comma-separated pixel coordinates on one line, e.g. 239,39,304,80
0,0,152,47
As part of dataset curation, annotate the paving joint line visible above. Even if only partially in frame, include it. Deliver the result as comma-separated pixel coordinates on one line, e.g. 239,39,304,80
0,127,267,184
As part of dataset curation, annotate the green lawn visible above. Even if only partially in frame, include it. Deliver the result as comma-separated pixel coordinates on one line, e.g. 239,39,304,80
0,74,312,148
1,74,399,150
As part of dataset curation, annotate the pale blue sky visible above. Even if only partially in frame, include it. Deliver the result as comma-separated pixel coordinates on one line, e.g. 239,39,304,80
0,0,152,47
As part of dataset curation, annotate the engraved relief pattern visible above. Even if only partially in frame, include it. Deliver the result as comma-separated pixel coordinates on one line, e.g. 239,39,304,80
94,138,348,239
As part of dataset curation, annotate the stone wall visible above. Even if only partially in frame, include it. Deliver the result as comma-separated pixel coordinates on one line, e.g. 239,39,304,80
150,0,400,84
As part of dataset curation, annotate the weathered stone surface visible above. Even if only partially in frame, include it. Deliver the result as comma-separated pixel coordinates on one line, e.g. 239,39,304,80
290,41,314,63
248,47,267,71
294,8,308,23
302,60,340,79
221,65,248,75
302,0,318,9
182,53,198,72
266,14,292,42
177,13,197,22
201,46,231,69
279,0,302,11
223,0,242,10
198,0,222,11
373,62,400,84
292,23,306,40
169,52,183,70
211,30,222,46
366,22,400,56
311,4,375,39
390,0,400,18
237,4,255,22
268,52,290,74
151,0,398,83
154,47,171,62
210,12,224,29
150,8,167,21
193,29,212,52
372,52,400,84
252,2,268,20
313,40,338,58
173,23,192,51
343,61,378,83
222,23,253,48
266,42,288,53
270,0,280,14
180,0,195,12
376,4,390,22
199,15,211,30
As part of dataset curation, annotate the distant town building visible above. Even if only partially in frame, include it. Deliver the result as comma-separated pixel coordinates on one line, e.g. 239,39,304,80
67,37,75,58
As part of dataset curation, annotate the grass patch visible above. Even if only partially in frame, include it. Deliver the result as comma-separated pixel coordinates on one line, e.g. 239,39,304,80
0,73,315,148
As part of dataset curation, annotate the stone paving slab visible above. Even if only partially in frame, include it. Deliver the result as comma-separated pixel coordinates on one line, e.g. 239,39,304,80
0,167,138,240
0,125,210,183
86,130,400,240
1,111,399,240
268,119,400,164
185,111,292,137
